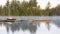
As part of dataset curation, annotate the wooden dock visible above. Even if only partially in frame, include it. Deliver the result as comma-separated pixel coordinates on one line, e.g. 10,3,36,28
30,19,51,23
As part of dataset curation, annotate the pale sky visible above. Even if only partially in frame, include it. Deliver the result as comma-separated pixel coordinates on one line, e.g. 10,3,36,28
0,0,60,9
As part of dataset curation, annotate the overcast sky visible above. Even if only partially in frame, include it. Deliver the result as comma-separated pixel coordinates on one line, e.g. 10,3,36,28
0,0,60,9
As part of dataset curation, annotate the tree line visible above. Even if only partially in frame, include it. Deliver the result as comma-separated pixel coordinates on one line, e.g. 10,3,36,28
0,0,60,16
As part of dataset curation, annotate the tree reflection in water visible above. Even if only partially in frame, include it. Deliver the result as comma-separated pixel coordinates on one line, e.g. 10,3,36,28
0,22,2,26
2,20,60,34
10,23,20,32
53,18,60,27
3,20,38,34
46,22,50,30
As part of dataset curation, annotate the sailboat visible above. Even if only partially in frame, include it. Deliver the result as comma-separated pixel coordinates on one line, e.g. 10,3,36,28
7,0,16,21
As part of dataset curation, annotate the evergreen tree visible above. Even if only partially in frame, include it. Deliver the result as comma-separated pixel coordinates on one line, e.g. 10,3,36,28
44,2,51,16
0,6,2,15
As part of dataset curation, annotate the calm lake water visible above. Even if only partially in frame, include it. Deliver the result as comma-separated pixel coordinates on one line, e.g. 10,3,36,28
0,16,60,34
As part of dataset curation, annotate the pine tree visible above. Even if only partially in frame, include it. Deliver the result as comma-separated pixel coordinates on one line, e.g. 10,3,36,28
45,2,51,16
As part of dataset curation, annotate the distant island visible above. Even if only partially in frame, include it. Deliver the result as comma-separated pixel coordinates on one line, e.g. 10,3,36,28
0,0,60,16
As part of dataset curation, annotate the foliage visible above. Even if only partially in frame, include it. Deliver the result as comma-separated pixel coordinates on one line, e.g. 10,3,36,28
0,0,60,16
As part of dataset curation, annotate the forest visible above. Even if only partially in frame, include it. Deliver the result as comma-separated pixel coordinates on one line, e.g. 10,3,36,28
0,0,60,16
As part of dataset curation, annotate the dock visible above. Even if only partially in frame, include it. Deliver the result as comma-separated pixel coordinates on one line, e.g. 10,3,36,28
0,19,51,23
29,19,51,23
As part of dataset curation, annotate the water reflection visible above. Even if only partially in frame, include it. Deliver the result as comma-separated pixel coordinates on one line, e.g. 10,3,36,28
46,22,50,30
0,22,2,26
0,19,60,34
52,18,60,27
2,21,39,34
